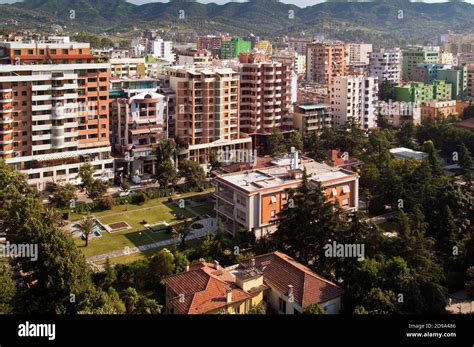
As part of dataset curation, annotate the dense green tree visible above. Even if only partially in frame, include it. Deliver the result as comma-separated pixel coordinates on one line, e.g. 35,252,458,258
267,130,287,156
148,249,176,286
304,131,327,162
179,159,206,189
50,184,77,208
378,80,395,102
79,163,95,193
135,297,162,314
467,267,474,299
122,287,139,314
0,260,15,314
89,179,110,201
248,303,266,314
288,131,304,152
156,160,179,188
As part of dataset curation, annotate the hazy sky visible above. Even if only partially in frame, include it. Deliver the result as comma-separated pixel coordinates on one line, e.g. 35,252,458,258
0,0,473,6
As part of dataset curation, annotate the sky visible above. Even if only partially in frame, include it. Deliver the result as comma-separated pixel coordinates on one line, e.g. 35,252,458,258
0,0,473,6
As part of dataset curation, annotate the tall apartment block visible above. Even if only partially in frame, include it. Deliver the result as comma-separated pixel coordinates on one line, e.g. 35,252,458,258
167,66,252,165
369,49,402,86
0,41,113,191
346,43,372,66
402,47,440,81
412,64,452,84
109,78,167,177
197,35,231,57
238,54,292,147
437,66,468,100
287,38,313,55
110,58,147,78
306,43,346,85
330,76,379,129
147,38,175,64
220,38,252,60
273,49,306,76
214,155,359,238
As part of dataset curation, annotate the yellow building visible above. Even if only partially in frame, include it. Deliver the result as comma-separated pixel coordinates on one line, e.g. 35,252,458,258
255,40,273,56
164,252,344,314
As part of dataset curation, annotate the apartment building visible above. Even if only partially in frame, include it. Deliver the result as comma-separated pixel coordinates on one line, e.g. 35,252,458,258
147,38,175,64
369,49,402,86
178,49,213,67
237,54,292,140
0,62,113,191
197,35,231,57
412,64,452,84
402,47,440,81
439,51,455,65
221,38,252,60
394,81,452,104
109,77,167,177
110,58,146,78
420,100,458,122
437,66,468,100
346,43,372,66
214,154,359,238
307,43,346,85
254,40,273,56
167,66,252,165
330,76,379,129
272,49,306,76
468,64,474,101
164,252,344,315
287,38,313,55
0,36,95,65
293,104,333,134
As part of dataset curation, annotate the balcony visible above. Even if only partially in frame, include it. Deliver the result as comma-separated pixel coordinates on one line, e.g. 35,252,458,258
52,126,65,137
0,117,13,124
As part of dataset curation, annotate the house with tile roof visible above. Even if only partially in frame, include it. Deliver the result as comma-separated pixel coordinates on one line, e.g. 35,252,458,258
163,251,344,315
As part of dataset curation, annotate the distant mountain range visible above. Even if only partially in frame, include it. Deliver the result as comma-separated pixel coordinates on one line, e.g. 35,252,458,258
1,0,473,45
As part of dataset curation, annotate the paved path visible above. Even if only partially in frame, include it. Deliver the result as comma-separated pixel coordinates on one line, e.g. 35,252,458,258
446,290,474,314
87,217,217,263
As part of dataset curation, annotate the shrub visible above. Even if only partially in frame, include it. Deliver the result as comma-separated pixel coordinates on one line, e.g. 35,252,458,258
132,192,147,205
99,196,115,211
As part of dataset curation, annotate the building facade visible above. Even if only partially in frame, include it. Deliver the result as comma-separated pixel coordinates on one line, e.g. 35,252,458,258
402,47,440,81
306,43,346,85
369,49,402,86
330,76,379,129
293,104,333,134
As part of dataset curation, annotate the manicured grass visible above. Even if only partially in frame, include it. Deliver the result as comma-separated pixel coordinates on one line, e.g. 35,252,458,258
73,189,214,258
189,203,215,217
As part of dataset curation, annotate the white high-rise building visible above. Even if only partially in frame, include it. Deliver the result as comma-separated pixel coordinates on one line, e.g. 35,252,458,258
149,38,175,64
330,76,379,130
369,49,402,86
346,43,373,65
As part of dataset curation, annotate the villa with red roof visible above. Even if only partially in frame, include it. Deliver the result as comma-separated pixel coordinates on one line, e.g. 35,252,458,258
163,251,344,315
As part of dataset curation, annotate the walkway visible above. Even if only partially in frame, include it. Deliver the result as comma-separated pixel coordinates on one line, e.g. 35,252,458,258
87,217,217,263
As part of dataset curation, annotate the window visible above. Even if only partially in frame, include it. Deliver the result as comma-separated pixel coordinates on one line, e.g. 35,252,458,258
271,210,277,218
332,188,338,197
342,185,351,194
279,298,286,313
28,50,34,55
270,196,277,204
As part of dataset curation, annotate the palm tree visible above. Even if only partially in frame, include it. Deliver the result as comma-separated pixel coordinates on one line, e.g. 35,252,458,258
77,216,96,247
173,223,191,250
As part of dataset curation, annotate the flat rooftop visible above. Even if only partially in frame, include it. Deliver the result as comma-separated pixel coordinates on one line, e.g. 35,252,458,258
218,156,357,193
390,147,428,160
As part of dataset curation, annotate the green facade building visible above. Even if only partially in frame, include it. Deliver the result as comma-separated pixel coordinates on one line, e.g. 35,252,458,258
437,66,468,100
394,81,452,104
402,47,440,81
220,38,252,59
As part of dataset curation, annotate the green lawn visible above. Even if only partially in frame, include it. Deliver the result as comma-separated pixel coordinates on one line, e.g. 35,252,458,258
74,190,215,258
188,203,216,217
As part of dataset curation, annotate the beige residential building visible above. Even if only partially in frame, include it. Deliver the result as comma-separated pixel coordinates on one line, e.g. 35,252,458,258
110,58,146,78
167,66,252,164
293,104,333,134
214,154,359,238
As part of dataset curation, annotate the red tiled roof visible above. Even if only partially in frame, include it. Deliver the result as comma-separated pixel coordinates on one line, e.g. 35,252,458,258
455,118,474,130
240,252,344,308
164,263,254,314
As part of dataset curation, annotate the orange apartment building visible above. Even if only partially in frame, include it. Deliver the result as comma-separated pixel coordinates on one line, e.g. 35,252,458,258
167,66,252,165
238,53,293,141
0,38,113,191
306,43,346,85
0,36,96,65
214,154,359,238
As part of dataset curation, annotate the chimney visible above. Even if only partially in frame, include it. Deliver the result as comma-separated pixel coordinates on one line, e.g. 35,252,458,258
287,285,294,297
226,288,232,304
214,260,220,270
185,265,190,272
250,258,256,269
